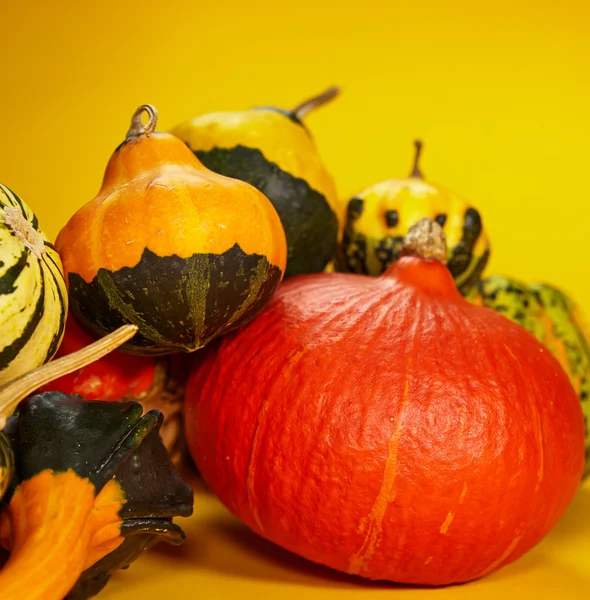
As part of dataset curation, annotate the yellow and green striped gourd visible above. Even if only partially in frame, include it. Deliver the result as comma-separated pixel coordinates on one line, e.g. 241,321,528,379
0,183,67,386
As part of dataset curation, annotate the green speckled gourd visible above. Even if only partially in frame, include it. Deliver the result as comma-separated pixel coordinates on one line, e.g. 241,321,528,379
476,276,590,477
171,87,341,278
336,141,490,297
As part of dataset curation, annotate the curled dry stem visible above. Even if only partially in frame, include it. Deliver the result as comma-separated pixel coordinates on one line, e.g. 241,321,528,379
291,86,340,119
126,105,158,138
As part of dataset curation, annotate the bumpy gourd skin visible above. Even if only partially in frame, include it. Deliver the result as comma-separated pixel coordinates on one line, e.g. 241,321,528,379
171,102,340,278
477,276,590,477
474,277,548,341
336,142,490,295
337,179,490,296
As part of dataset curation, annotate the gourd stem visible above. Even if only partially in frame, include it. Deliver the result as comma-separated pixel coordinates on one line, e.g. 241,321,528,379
410,139,424,179
0,325,138,430
290,86,340,119
126,104,158,138
401,218,448,264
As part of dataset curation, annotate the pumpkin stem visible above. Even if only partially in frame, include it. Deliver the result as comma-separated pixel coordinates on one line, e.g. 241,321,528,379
409,139,424,179
0,325,138,431
290,86,340,119
126,104,158,138
401,218,448,264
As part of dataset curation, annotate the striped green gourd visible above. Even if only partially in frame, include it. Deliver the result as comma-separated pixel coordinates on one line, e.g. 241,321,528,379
0,183,67,386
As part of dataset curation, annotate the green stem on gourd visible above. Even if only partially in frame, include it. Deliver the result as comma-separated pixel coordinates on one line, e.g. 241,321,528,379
290,86,340,119
127,105,158,138
401,218,448,264
409,139,424,179
0,325,138,431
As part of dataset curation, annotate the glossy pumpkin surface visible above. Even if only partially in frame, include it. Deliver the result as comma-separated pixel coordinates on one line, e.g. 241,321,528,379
185,222,584,585
56,106,287,355
0,184,67,385
171,88,340,278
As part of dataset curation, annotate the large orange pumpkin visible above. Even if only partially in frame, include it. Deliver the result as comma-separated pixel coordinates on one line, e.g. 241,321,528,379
185,219,585,585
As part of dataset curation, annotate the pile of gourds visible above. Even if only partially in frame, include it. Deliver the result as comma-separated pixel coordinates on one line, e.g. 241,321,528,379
0,87,588,598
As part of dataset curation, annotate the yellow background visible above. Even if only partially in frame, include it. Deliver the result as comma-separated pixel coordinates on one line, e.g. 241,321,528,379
106,474,590,600
1,0,589,598
2,0,590,308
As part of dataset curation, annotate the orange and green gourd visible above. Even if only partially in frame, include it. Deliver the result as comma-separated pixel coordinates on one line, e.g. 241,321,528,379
475,276,590,477
56,105,287,356
171,87,341,278
336,141,490,296
0,326,193,600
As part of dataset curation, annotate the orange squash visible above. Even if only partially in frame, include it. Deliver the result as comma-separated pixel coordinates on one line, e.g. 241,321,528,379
0,326,193,599
186,219,584,585
56,105,287,355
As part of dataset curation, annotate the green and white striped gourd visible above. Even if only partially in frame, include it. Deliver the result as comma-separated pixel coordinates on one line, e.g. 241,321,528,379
0,183,67,386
